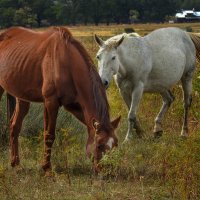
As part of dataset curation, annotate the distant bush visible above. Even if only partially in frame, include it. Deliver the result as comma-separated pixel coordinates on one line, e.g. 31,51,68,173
185,26,193,32
124,27,135,33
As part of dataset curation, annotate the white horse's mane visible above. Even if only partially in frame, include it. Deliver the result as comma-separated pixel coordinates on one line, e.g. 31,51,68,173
105,32,141,49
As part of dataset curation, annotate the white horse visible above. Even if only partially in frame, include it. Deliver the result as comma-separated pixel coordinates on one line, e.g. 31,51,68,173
95,27,200,141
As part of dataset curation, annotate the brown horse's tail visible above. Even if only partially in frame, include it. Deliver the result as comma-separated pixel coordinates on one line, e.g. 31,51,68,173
7,93,16,123
189,33,200,63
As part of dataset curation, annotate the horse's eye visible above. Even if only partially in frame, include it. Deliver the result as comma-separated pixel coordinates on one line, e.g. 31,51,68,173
96,55,100,60
112,56,116,60
97,144,104,151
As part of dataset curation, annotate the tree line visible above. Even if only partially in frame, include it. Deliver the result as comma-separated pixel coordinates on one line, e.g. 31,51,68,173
0,0,200,28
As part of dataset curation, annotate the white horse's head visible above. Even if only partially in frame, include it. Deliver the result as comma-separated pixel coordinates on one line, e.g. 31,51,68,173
95,34,124,88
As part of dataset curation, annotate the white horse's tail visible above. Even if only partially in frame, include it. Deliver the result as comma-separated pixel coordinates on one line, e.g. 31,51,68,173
189,33,200,63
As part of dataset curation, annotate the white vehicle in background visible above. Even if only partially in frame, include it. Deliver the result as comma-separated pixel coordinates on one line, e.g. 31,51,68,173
175,9,200,22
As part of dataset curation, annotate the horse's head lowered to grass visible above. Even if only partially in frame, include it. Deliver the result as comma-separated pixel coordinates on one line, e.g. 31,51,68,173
87,116,120,173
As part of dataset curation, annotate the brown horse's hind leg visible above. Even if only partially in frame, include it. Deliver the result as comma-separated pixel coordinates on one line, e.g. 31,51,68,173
7,93,16,123
10,99,30,167
42,98,59,174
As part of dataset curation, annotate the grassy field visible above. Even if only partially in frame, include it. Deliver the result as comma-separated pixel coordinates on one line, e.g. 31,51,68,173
0,23,200,200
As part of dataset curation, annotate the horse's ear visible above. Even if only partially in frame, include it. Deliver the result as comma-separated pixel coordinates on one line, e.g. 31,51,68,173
94,34,105,47
115,36,124,49
92,118,101,133
111,116,121,129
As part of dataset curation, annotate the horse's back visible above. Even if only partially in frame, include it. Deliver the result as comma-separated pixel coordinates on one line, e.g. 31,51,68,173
145,27,196,67
0,27,49,74
0,27,58,101
142,27,196,91
1,27,43,45
146,27,188,42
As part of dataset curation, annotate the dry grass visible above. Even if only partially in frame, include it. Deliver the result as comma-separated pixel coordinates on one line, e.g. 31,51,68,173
0,23,200,200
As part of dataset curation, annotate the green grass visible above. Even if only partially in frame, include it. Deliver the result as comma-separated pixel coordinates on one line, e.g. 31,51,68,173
0,23,200,200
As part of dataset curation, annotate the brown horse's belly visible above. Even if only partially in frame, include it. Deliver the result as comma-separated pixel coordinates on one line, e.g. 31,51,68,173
0,76,43,102
0,56,43,102
18,90,43,102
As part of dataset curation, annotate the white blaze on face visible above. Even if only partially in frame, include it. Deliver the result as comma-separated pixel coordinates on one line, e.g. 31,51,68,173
107,137,114,149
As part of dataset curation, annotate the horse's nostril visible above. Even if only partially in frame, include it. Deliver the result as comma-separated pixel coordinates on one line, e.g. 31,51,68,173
101,79,109,88
104,80,108,86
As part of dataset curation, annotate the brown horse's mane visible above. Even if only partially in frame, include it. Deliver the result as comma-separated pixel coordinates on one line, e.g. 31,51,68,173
70,37,111,129
52,26,72,40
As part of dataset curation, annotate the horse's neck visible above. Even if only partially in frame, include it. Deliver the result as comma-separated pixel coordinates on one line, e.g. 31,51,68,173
117,44,129,78
76,71,106,128
71,49,109,128
117,37,145,78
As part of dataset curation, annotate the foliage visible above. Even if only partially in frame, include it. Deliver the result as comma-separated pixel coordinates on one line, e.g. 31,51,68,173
14,7,37,27
182,0,200,10
129,9,140,23
1,0,200,27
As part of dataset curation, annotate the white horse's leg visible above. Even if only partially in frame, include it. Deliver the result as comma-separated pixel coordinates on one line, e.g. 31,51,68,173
124,82,144,141
181,74,193,137
153,90,175,137
119,89,131,109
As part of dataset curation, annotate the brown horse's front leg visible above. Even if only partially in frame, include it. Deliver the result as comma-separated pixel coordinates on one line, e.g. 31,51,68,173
42,99,59,175
10,100,30,167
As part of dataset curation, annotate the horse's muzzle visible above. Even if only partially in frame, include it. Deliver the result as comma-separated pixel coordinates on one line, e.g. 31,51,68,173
93,160,102,175
101,79,109,89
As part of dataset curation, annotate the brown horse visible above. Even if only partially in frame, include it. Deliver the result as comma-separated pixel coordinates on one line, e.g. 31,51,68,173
0,27,120,175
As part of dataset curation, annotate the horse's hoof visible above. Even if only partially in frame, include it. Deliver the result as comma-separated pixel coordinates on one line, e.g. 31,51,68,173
45,170,55,178
180,134,188,139
11,159,20,168
13,165,24,174
122,136,132,144
38,165,53,177
122,139,129,144
137,132,145,139
180,130,188,138
153,131,163,139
